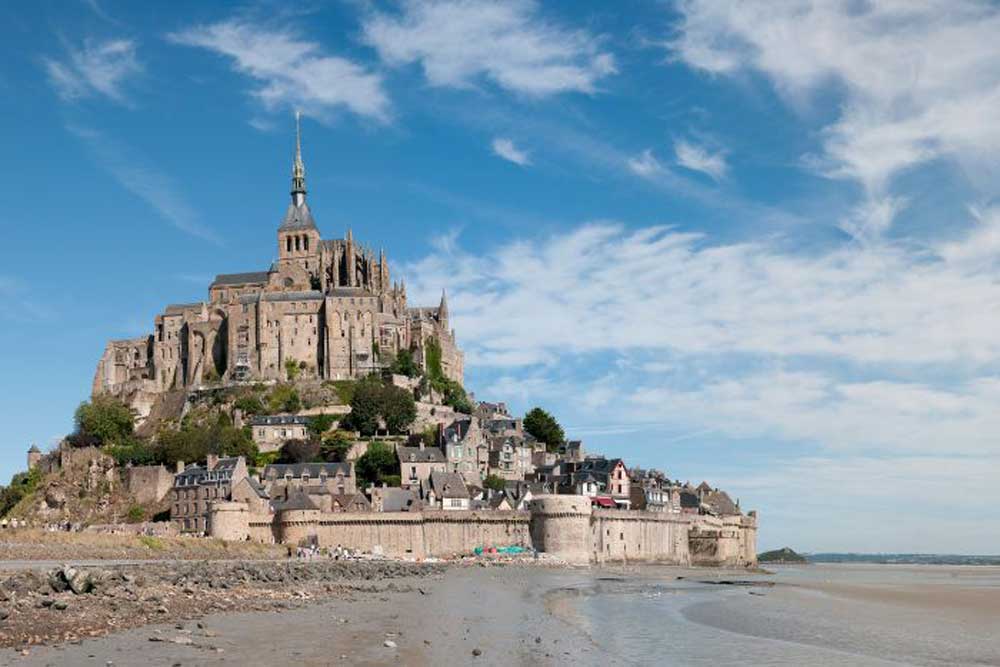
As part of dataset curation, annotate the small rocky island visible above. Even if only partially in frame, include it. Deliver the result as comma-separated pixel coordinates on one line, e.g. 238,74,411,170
758,547,807,564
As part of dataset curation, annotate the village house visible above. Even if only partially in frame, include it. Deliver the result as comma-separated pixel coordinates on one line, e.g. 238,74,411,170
441,417,487,483
262,462,356,496
426,471,470,510
487,435,534,480
170,455,248,534
330,491,371,512
397,443,447,489
249,415,310,452
369,485,421,512
575,457,631,508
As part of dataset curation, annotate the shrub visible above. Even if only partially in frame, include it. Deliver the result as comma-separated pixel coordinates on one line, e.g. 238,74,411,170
138,535,164,550
0,468,42,517
320,431,354,462
285,358,301,381
73,395,134,446
234,396,264,416
307,414,337,438
267,384,301,413
387,348,420,378
126,504,145,523
277,438,322,464
484,474,506,492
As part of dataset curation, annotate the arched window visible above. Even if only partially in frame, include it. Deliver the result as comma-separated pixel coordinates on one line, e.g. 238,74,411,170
286,236,292,253
295,236,301,251
303,236,309,251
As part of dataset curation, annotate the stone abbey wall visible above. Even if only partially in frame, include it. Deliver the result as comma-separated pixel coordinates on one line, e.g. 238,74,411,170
209,495,757,566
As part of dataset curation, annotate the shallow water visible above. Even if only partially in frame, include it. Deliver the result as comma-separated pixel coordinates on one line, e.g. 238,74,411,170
549,564,1000,666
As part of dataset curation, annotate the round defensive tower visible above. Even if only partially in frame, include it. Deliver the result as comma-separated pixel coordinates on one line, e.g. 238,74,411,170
277,508,321,546
208,501,250,541
529,495,592,565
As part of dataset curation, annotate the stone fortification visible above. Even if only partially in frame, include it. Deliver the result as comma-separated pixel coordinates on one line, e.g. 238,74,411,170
208,494,757,566
92,120,463,425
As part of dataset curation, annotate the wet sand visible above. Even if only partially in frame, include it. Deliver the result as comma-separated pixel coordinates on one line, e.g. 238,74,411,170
6,563,1000,666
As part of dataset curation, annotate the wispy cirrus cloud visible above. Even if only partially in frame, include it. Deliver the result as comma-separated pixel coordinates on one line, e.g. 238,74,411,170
674,138,727,180
670,0,1000,239
626,149,663,179
491,137,531,166
402,212,1000,458
43,38,141,104
169,20,389,122
68,125,220,244
363,0,615,96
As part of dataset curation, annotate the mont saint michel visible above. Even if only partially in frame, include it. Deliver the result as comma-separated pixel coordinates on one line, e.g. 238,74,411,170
6,1,1000,664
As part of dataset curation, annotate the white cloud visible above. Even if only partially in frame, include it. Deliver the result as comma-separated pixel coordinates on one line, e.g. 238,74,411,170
491,137,531,166
626,149,663,179
169,21,389,122
68,125,220,243
363,0,615,96
43,39,141,103
402,216,1000,457
670,1,1000,238
674,139,727,180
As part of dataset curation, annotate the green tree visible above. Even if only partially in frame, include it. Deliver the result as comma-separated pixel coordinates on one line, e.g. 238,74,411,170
320,431,354,462
355,442,399,488
73,395,134,446
0,468,42,517
483,474,506,492
277,438,322,463
340,376,383,436
307,414,337,438
388,348,420,378
285,358,301,381
524,407,565,451
381,384,417,434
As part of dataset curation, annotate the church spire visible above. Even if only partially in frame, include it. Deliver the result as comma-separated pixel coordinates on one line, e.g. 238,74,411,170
438,288,449,325
291,111,306,205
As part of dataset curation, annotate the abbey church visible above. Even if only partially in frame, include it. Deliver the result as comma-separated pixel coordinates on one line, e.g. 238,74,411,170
93,117,463,417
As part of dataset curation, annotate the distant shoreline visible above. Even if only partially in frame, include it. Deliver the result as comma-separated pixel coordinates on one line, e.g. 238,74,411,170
804,554,1000,566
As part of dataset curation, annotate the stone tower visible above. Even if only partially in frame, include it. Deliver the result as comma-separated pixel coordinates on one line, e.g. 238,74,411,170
277,112,322,285
27,444,41,470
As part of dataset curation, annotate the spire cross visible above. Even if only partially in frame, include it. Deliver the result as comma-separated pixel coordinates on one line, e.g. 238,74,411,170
291,111,306,203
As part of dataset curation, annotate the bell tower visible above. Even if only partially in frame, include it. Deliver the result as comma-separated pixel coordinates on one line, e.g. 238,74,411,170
277,112,321,281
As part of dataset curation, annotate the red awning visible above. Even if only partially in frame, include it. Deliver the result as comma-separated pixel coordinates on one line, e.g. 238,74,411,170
592,496,616,508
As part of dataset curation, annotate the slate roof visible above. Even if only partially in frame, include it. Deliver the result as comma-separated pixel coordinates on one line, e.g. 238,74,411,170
330,492,370,511
250,415,310,426
328,287,371,297
279,201,318,231
263,462,351,479
381,488,420,512
259,291,324,303
397,446,446,463
442,418,474,442
430,471,469,499
211,271,270,287
272,489,318,511
701,489,740,516
173,457,242,486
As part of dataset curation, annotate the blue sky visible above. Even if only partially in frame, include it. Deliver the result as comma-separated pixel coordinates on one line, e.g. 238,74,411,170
3,0,1000,552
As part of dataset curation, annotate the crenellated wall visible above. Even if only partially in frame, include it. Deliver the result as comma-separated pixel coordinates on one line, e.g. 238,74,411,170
208,494,757,566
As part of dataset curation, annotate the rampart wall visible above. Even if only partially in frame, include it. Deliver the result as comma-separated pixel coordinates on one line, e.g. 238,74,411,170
208,495,757,566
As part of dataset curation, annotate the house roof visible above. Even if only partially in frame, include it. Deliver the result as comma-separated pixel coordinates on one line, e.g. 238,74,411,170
211,271,270,287
430,471,469,499
380,488,420,512
592,496,616,508
249,415,310,426
330,492,370,510
701,489,740,516
272,489,318,511
263,462,351,479
397,446,446,463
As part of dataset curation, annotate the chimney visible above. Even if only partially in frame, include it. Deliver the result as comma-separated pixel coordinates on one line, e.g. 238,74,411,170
206,454,218,470
176,460,185,474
